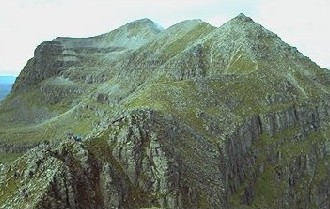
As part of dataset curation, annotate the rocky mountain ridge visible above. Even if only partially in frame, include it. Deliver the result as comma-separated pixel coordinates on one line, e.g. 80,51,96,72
1,13,330,208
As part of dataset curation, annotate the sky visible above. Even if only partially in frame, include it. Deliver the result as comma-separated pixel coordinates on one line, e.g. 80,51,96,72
0,0,329,76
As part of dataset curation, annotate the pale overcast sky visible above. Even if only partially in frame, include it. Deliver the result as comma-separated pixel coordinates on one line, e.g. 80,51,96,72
0,0,329,76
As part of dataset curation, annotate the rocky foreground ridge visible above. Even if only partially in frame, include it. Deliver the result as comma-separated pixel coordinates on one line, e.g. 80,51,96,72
1,14,330,208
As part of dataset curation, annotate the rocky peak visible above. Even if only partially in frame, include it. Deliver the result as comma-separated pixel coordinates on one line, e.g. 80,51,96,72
231,13,254,23
12,19,164,93
106,18,163,40
113,18,163,36
126,18,164,33
89,18,163,50
218,13,272,38
164,19,205,34
200,13,300,71
121,19,216,72
54,19,163,50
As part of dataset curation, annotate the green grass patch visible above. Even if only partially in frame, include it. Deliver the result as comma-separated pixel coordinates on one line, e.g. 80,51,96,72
226,51,258,74
0,153,21,163
251,163,286,208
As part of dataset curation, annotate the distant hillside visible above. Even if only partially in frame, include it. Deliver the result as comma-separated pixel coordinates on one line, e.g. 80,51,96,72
0,76,15,100
0,76,16,84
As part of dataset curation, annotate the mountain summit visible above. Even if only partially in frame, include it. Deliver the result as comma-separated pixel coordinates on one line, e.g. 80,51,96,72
1,14,330,209
232,12,254,22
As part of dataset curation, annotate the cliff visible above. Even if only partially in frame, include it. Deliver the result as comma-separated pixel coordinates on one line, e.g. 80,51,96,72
1,14,330,208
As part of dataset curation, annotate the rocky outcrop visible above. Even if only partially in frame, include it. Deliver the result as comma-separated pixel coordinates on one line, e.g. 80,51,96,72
0,141,103,209
224,103,330,208
12,41,71,92
0,109,220,209
12,18,162,94
2,103,330,209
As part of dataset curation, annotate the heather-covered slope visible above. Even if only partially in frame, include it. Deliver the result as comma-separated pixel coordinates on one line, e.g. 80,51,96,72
1,14,330,209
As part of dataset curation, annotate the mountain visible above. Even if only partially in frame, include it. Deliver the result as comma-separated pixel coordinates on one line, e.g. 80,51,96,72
1,14,330,209
0,76,15,101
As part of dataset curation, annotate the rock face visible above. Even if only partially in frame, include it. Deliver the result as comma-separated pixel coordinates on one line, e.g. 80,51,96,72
1,14,330,208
